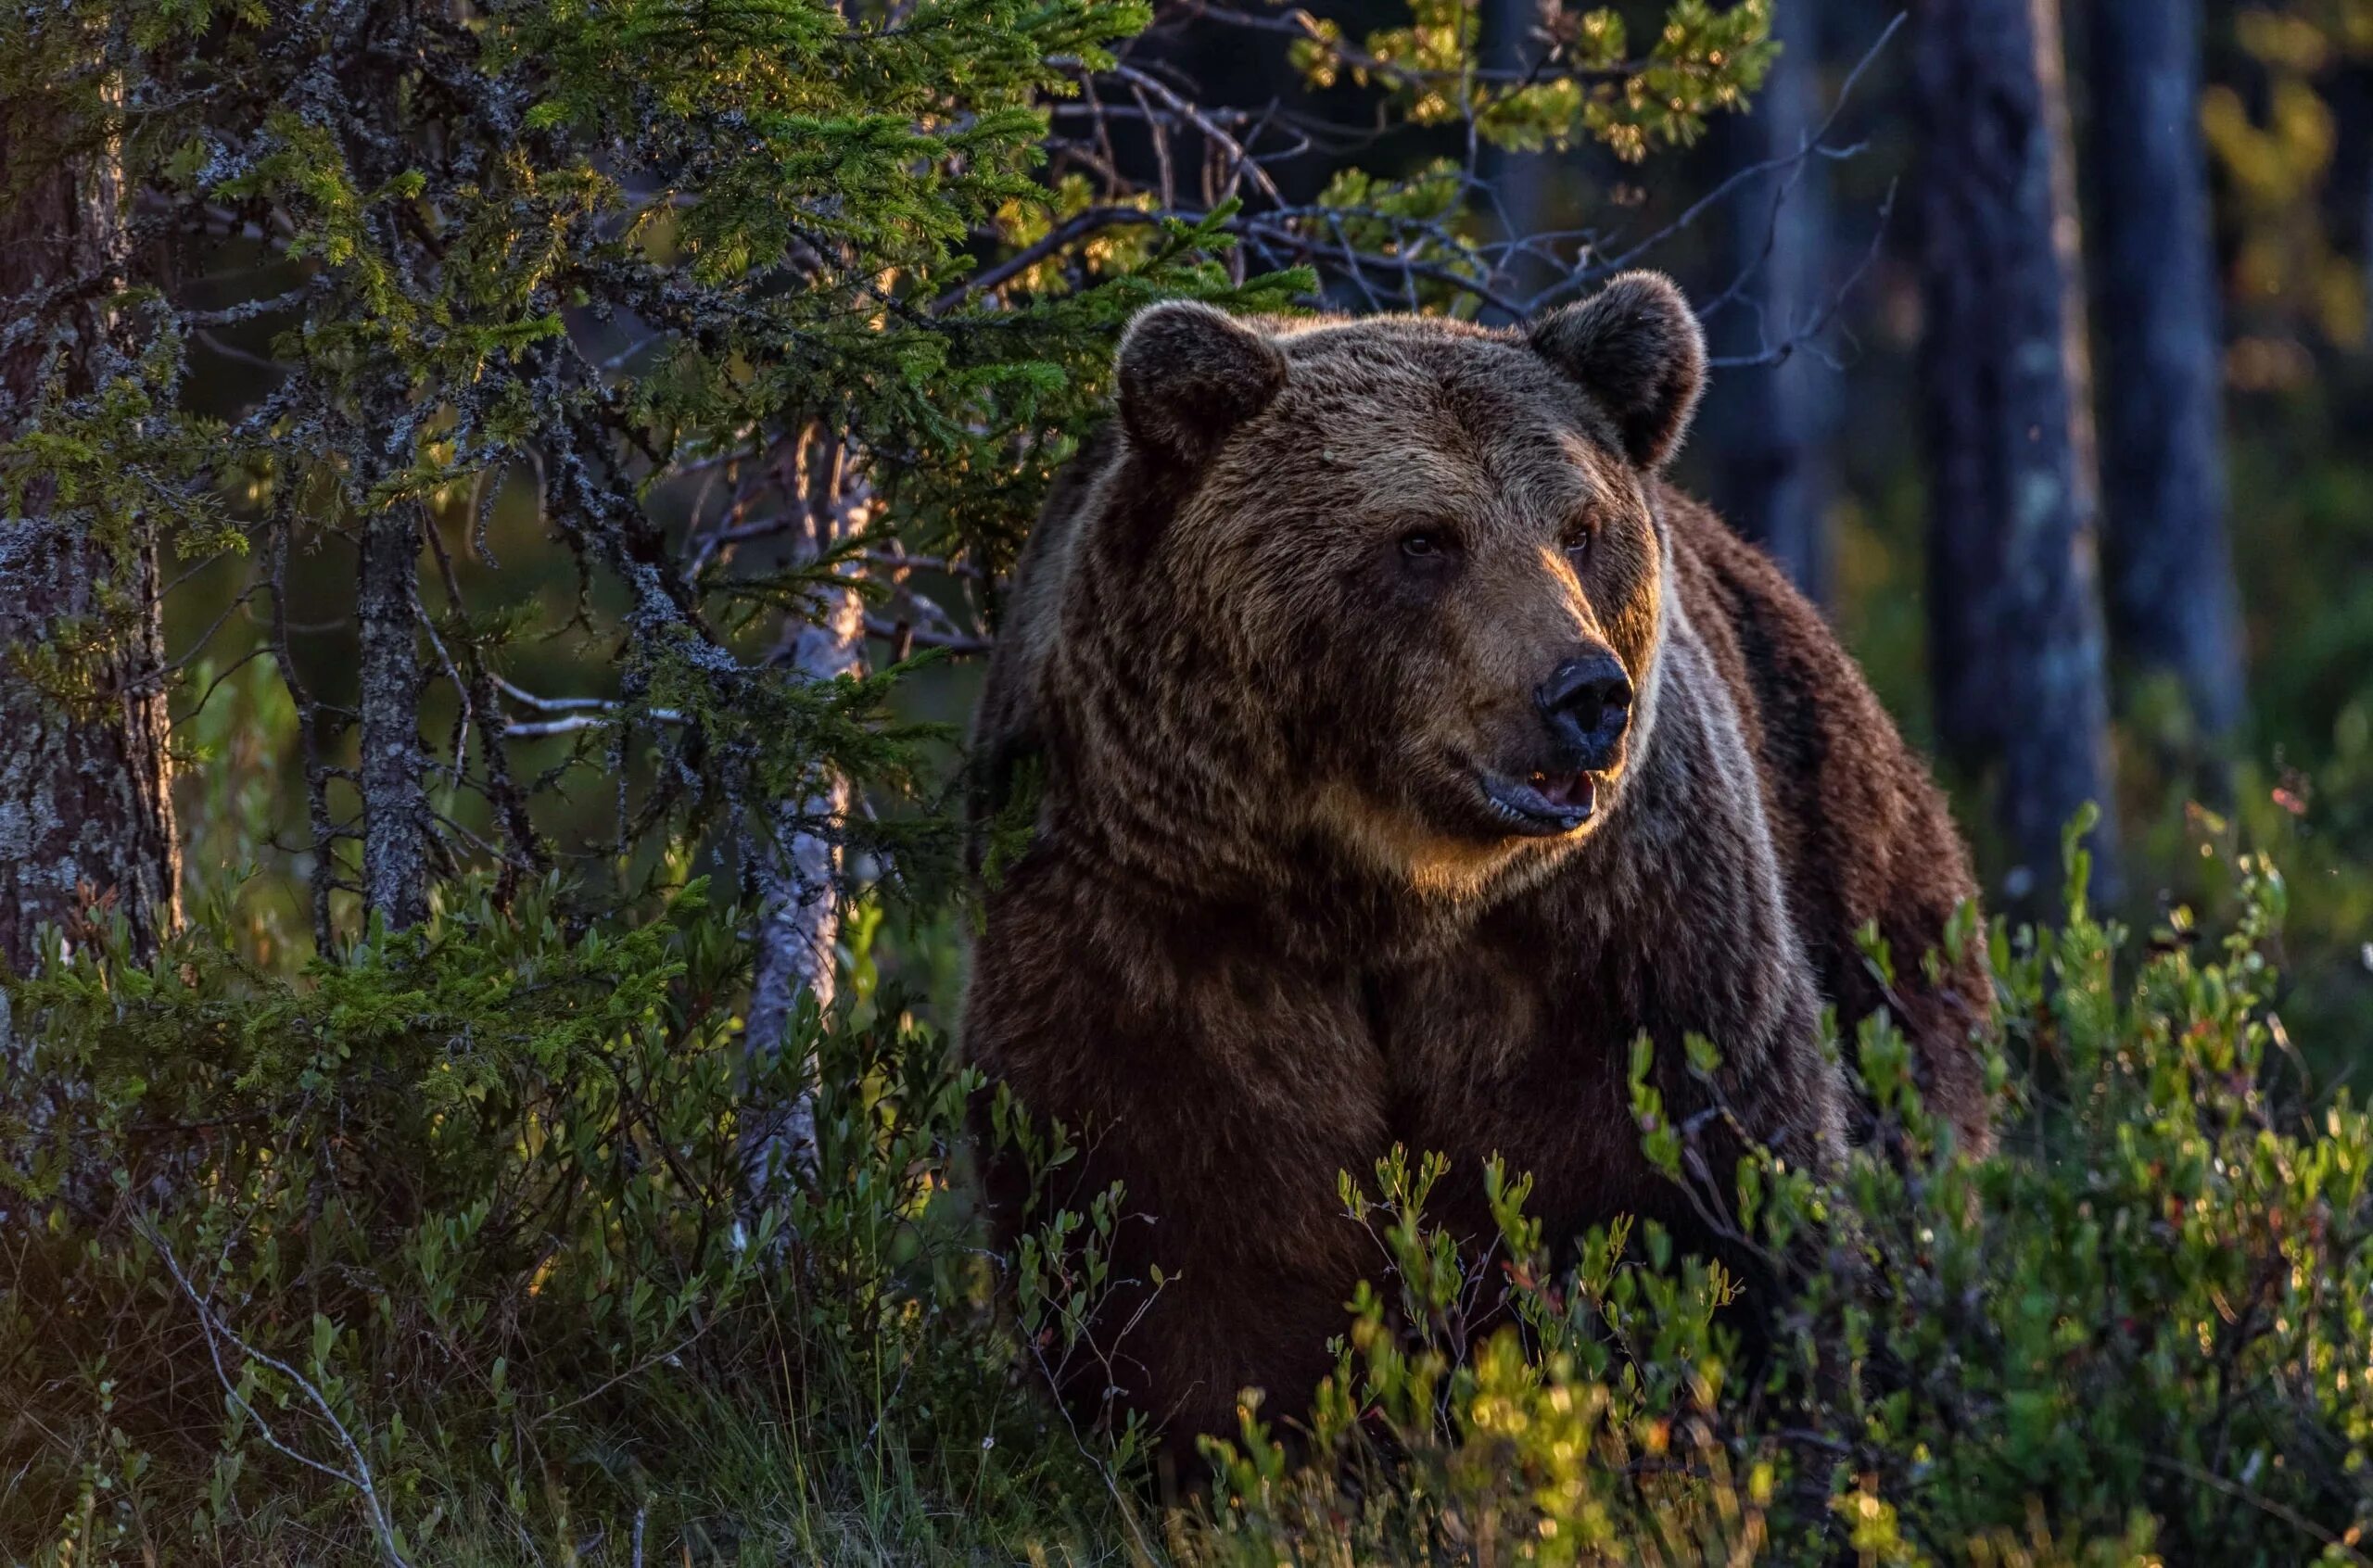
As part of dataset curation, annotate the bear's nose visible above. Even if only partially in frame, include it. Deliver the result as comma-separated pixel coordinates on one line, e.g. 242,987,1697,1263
1537,651,1632,758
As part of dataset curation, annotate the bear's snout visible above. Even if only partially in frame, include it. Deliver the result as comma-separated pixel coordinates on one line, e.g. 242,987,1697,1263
1535,649,1633,771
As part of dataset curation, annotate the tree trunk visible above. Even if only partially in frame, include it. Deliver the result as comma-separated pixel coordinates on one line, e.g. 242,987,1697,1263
738,445,868,1208
1912,0,2120,906
2340,62,2373,352
2088,0,2245,743
0,108,179,974
1482,0,1554,317
1710,0,1836,603
356,503,432,930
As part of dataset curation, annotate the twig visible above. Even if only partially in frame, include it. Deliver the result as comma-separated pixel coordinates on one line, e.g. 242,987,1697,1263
933,207,1166,311
857,547,983,580
144,1227,414,1568
195,329,290,373
1099,61,1287,209
2143,1453,2373,1565
862,613,989,656
1707,180,1897,373
494,677,614,714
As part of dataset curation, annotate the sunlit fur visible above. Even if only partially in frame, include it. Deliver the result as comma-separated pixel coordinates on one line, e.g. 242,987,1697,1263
965,276,1992,1462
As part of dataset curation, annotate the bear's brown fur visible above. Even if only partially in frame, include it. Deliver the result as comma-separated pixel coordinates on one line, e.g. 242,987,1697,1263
964,274,1991,1456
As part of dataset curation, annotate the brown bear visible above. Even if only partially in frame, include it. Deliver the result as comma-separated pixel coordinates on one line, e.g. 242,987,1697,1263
963,273,1991,1460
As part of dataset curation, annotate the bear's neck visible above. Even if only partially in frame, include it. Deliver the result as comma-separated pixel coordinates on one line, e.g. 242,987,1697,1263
1027,787,1451,967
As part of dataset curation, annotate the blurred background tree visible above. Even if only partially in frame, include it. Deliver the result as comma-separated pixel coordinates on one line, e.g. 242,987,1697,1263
1910,0,2122,908
2090,0,2248,757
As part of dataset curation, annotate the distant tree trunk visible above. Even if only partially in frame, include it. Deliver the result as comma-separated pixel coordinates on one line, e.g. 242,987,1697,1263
2088,0,2245,743
0,109,179,974
2341,62,2373,345
1483,0,1553,317
355,503,432,930
1911,0,2120,905
2365,89,2373,336
1711,0,1836,603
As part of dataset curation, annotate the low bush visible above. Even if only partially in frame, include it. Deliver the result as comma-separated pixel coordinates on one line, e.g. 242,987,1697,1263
1,880,1123,1563
1186,828,2373,1564
6,826,2369,1564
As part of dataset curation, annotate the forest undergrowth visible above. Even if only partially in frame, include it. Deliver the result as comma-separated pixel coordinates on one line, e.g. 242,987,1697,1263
7,816,2373,1566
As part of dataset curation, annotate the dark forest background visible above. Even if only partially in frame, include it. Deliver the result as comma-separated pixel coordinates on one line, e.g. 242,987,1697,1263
6,0,2373,1561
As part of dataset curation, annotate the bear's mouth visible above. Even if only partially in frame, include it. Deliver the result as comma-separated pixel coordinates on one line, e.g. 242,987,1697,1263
1478,768,1599,835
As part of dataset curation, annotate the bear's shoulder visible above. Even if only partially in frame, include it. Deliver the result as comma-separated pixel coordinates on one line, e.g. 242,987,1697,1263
966,424,1125,850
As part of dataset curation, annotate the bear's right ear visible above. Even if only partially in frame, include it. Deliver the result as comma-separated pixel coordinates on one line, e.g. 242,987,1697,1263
1115,300,1288,469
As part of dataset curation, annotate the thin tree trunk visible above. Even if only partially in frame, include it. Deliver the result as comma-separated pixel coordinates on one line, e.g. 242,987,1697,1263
1712,0,1836,603
1482,0,1553,317
2341,62,2373,351
739,441,868,1207
355,503,432,930
2088,0,2245,743
0,105,179,974
1912,0,2120,906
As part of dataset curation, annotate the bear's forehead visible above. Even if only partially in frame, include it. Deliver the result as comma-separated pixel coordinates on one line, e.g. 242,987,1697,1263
1231,322,1634,514
1275,318,1567,404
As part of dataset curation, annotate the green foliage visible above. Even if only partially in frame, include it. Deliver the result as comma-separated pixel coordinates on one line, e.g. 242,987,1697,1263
1292,0,1774,161
0,0,1311,943
1,878,1128,1563
1177,837,2373,1564
11,825,2373,1563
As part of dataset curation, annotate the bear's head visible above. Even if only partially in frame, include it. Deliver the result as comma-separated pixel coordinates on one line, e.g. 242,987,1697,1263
1042,272,1706,929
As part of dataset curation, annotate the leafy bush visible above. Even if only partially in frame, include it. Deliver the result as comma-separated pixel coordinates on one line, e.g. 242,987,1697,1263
8,824,2371,1564
0,880,1123,1563
1185,829,2373,1564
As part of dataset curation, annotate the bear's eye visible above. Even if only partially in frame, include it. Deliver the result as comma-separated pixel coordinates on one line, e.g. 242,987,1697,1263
1559,521,1595,562
1399,529,1454,562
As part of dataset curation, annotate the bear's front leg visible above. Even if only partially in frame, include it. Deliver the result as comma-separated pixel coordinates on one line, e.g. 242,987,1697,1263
967,903,1390,1473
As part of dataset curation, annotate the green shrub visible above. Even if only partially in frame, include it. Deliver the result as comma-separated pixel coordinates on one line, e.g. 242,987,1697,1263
0,880,1121,1563
6,830,2370,1564
1182,829,2372,1565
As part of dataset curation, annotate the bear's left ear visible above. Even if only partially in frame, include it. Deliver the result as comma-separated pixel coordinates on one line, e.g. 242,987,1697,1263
1114,300,1289,469
1526,272,1707,471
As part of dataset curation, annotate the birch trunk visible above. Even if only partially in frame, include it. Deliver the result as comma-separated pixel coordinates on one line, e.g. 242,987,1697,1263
739,459,868,1209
